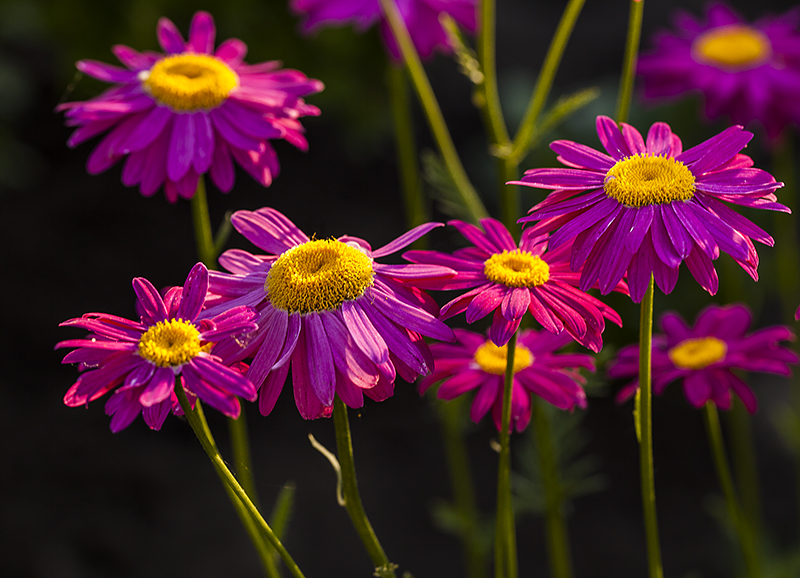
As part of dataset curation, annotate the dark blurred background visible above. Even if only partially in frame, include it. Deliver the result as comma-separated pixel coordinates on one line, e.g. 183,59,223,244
3,0,800,576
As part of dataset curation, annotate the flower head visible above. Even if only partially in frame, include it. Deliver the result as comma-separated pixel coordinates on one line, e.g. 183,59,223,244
514,115,788,303
609,304,798,412
204,207,456,419
420,328,594,432
290,0,477,60
57,263,259,432
637,2,800,139
58,11,324,203
404,218,624,351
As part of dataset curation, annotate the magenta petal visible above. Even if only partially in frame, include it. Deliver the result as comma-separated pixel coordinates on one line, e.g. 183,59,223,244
489,308,521,347
76,59,138,83
303,313,336,406
683,372,712,408
372,222,445,258
120,105,172,154
596,115,632,159
157,17,186,54
291,339,328,420
138,366,175,406
105,389,142,432
550,140,615,171
132,277,168,322
501,287,531,321
215,38,248,64
258,362,290,416
465,284,506,323
167,112,195,181
247,313,289,388
341,301,390,364
177,263,209,321
209,135,235,192
142,400,172,430
188,11,216,54
193,112,214,174
645,122,674,156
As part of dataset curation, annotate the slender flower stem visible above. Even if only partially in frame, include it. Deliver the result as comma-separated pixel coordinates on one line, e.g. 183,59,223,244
174,383,303,578
378,0,488,223
477,0,510,149
494,331,519,578
615,0,645,124
332,396,397,577
725,399,763,542
229,407,260,509
704,402,762,578
509,0,587,164
638,276,663,578
532,399,573,578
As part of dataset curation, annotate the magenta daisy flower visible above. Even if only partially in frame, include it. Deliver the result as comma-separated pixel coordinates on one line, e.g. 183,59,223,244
57,263,259,432
419,328,594,432
58,11,323,203
404,218,624,351
514,115,788,303
290,0,477,60
638,2,800,139
203,207,457,419
609,304,798,412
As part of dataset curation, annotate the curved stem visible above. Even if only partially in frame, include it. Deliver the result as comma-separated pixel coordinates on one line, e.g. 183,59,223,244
509,0,587,164
615,0,645,124
637,276,663,578
494,331,518,578
333,396,397,577
477,0,510,149
378,0,488,223
532,400,572,578
704,402,761,578
175,384,305,578
190,176,217,270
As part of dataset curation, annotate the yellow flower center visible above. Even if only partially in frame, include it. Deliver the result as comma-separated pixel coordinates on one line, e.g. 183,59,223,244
668,336,727,370
141,53,238,111
138,318,204,367
483,250,550,288
266,239,375,314
474,340,534,375
693,25,771,71
604,154,696,207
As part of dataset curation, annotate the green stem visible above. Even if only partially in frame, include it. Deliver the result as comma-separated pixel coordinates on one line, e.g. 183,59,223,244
378,0,489,223
532,400,572,578
509,0,587,164
228,406,260,509
333,396,397,577
704,402,761,578
190,176,217,270
477,0,510,149
637,276,663,578
387,63,428,238
494,331,518,578
725,398,763,542
175,385,299,578
615,0,645,124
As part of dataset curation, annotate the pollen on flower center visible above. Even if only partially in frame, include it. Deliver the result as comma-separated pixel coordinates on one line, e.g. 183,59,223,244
474,340,534,375
483,250,550,288
266,239,374,314
693,25,772,70
138,318,203,367
668,336,728,370
604,153,696,207
142,53,238,111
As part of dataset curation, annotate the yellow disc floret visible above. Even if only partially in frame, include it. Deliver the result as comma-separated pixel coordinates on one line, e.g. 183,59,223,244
693,25,771,70
267,239,374,314
142,53,238,111
604,153,696,207
474,340,534,375
668,336,727,370
484,250,550,288
138,318,204,367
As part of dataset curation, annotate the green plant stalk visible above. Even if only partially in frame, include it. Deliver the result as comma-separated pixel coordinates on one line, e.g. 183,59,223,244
477,0,510,149
333,396,397,577
437,397,488,578
725,398,763,543
174,383,301,578
494,331,519,578
378,0,488,223
387,63,428,239
704,402,761,578
509,0,587,164
637,276,663,578
615,0,644,124
228,407,260,509
532,399,573,578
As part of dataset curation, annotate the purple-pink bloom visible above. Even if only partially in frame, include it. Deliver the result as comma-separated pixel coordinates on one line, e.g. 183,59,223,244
638,2,800,140
404,218,625,351
609,304,798,413
57,263,259,432
203,207,456,420
58,11,323,203
420,328,594,432
290,0,477,60
514,115,788,303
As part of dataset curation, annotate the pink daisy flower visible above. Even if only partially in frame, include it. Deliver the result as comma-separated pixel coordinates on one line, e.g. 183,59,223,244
58,11,324,203
57,263,259,432
419,328,594,432
290,0,477,60
638,2,800,140
403,218,624,351
203,207,456,419
609,304,798,413
514,115,788,303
